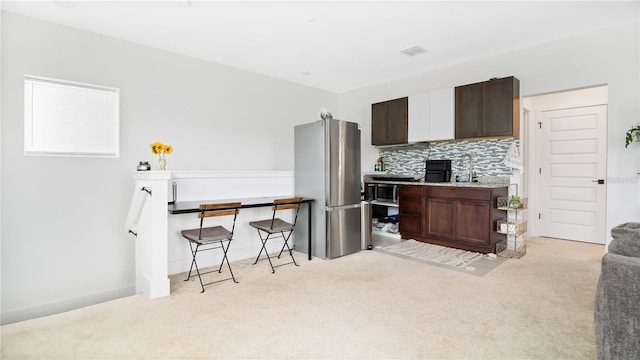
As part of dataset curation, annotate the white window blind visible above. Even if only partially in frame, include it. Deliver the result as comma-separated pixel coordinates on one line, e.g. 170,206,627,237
24,75,119,157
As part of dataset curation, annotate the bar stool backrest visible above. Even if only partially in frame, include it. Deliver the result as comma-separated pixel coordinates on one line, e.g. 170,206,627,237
197,202,241,240
271,197,303,227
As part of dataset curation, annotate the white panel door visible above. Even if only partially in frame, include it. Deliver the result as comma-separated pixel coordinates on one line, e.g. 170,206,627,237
537,105,607,244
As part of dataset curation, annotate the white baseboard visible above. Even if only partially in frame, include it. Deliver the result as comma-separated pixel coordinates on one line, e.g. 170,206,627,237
1,285,135,325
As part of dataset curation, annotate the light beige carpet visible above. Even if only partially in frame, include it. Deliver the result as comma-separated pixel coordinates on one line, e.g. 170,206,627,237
1,236,604,359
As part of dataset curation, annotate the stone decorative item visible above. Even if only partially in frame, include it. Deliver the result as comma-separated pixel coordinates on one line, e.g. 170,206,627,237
137,161,151,171
320,108,333,120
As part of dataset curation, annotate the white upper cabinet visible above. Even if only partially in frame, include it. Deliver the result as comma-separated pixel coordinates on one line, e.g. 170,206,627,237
408,87,454,142
428,87,454,141
408,92,430,142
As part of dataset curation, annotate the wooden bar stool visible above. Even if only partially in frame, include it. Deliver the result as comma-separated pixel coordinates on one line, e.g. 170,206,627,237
181,202,241,292
249,197,303,273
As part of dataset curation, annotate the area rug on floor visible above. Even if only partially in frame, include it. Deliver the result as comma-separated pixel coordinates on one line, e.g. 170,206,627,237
377,239,506,276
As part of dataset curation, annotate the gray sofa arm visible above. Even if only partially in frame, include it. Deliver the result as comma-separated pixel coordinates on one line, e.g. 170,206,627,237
595,252,640,360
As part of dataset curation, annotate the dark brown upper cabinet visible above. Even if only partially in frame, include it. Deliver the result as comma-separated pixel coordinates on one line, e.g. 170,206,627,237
371,97,408,146
455,76,520,139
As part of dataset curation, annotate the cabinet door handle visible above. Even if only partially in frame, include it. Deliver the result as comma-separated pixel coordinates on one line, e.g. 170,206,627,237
591,179,605,184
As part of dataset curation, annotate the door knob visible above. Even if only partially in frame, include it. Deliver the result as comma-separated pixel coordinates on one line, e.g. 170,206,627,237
591,179,605,184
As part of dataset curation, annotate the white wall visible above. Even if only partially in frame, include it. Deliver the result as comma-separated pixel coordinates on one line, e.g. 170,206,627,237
0,12,338,324
341,20,640,242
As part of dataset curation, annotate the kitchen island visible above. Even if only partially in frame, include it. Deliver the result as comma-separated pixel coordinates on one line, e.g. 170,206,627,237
364,176,508,253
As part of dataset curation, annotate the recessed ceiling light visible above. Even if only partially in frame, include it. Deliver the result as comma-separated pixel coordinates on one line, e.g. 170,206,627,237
400,45,428,57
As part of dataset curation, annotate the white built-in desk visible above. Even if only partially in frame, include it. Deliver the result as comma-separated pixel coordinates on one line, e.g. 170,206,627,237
168,196,314,260
126,171,310,299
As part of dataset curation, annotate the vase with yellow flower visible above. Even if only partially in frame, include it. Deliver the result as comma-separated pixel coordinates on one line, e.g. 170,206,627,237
150,141,173,170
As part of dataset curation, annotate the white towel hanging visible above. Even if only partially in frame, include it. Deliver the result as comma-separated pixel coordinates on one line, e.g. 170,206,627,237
503,142,523,172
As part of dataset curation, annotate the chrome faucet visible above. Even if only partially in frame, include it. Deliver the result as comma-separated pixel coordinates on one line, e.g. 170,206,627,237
459,154,475,182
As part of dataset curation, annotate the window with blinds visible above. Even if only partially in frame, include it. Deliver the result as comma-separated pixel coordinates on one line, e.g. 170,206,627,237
24,75,120,157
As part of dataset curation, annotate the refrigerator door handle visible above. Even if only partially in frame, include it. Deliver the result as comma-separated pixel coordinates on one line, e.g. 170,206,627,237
325,203,361,211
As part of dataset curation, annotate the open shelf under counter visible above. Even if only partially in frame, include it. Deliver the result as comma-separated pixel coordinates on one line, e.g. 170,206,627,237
372,227,402,247
369,200,399,207
373,228,401,238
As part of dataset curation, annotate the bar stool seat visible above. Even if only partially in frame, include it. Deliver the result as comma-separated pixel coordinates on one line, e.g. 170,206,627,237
249,218,294,233
182,226,233,244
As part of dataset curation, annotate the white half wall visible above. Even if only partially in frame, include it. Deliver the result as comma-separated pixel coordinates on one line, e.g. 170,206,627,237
164,171,296,276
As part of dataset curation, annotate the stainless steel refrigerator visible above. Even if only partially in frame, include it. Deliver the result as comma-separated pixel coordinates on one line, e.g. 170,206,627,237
294,119,362,259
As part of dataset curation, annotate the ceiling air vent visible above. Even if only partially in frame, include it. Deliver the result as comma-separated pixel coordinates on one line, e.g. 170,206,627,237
400,45,427,57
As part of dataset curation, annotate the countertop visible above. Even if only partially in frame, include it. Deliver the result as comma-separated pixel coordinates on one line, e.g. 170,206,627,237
364,179,509,188
363,173,510,188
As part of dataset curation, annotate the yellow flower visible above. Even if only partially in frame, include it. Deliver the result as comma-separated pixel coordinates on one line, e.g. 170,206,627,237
150,141,172,155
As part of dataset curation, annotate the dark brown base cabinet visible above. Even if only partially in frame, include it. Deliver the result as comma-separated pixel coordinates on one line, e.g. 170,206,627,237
399,185,507,253
398,185,424,235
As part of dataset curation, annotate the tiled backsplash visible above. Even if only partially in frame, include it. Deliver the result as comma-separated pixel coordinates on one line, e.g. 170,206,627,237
378,138,520,179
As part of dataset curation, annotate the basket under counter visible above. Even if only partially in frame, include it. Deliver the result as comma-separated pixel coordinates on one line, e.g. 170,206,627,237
496,219,527,236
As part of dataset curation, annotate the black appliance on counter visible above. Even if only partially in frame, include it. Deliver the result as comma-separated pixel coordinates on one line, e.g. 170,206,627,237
425,160,452,182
